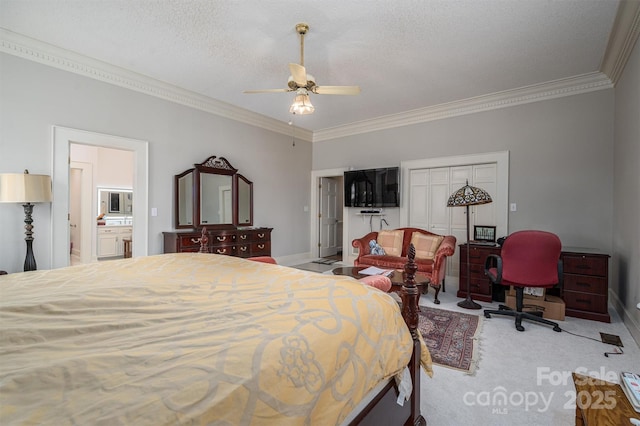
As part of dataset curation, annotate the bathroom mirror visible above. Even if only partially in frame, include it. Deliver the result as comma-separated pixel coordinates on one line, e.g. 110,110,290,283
98,188,133,216
175,155,252,229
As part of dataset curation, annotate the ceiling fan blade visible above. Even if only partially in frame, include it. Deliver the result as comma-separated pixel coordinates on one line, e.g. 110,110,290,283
314,85,361,95
289,63,307,86
243,89,291,94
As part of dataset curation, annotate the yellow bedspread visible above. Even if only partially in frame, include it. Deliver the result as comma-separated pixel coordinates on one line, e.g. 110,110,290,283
0,253,431,425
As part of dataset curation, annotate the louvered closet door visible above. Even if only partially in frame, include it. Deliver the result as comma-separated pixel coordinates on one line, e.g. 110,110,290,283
408,163,497,280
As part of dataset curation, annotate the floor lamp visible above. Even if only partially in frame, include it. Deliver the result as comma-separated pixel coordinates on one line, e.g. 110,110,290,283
447,180,492,309
0,170,53,271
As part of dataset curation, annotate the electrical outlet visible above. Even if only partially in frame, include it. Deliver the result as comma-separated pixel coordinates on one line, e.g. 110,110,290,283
510,203,517,212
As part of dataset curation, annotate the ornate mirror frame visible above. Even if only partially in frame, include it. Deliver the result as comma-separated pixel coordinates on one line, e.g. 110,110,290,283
175,156,253,230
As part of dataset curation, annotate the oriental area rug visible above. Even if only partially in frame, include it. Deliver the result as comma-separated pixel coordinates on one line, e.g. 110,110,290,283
418,307,483,375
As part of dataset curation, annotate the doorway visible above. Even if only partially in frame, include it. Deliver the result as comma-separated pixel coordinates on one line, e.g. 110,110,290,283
318,176,343,259
52,126,149,269
69,161,92,265
310,168,348,263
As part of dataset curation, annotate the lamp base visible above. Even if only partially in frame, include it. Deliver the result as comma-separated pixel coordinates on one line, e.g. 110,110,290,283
457,298,482,310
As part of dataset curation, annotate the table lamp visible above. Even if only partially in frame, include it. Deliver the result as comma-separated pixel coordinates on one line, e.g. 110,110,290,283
0,170,53,271
447,180,492,309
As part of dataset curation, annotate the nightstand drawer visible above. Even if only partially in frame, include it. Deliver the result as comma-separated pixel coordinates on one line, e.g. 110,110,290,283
563,255,607,276
563,290,608,314
563,274,607,295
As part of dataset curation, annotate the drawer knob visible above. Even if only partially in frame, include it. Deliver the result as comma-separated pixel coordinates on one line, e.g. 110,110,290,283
216,248,227,254
241,235,247,240
190,238,200,244
258,244,265,249
217,236,226,242
240,246,247,252
258,233,265,238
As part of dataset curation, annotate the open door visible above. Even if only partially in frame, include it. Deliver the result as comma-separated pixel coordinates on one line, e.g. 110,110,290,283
318,177,342,258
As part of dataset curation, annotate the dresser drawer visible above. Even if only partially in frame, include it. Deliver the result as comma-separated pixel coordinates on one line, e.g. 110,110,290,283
179,235,203,249
210,245,235,256
211,233,236,244
251,241,271,256
563,255,607,276
236,244,252,257
563,290,608,314
563,274,607,295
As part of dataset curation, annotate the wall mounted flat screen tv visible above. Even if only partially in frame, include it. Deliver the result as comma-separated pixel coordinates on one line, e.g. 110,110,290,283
344,167,400,207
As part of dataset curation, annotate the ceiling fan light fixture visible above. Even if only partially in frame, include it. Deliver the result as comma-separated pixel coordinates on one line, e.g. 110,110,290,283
289,92,315,115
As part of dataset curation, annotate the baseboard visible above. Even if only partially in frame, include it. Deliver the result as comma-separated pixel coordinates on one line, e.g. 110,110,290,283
609,289,640,348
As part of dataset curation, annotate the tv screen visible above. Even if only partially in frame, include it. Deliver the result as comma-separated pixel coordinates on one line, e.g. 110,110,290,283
344,167,399,207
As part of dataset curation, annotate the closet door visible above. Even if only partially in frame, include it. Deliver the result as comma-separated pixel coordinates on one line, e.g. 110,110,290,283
408,163,497,279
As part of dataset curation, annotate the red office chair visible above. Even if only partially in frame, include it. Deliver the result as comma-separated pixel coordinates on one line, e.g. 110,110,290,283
483,230,562,332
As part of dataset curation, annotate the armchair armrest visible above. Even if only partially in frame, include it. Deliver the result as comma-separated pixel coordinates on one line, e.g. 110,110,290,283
431,235,457,285
352,232,379,265
484,254,502,284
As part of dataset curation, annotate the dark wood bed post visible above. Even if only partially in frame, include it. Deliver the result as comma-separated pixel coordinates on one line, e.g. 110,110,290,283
198,227,209,253
402,243,427,426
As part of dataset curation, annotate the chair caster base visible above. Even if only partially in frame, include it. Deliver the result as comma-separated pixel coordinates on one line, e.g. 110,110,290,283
516,325,525,332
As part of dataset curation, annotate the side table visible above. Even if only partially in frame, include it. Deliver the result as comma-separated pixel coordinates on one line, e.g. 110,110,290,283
572,373,639,425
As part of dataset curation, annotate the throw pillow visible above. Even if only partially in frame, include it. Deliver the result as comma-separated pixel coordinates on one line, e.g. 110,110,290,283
369,239,386,255
410,232,444,260
377,230,404,257
358,275,392,292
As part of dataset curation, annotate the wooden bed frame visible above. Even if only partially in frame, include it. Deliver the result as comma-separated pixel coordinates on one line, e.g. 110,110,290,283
199,228,426,425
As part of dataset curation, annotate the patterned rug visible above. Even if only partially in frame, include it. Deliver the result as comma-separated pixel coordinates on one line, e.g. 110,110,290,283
418,307,483,374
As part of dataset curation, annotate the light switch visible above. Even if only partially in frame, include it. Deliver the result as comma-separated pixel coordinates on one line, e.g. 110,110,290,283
510,203,517,212
151,207,158,217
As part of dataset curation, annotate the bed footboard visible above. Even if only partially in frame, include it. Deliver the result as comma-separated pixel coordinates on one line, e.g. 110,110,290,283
349,244,426,425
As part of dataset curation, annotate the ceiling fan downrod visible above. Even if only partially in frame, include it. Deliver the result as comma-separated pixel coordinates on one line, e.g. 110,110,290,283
295,23,309,67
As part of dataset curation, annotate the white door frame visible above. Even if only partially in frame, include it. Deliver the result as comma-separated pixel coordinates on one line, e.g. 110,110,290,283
52,126,149,269
310,168,348,262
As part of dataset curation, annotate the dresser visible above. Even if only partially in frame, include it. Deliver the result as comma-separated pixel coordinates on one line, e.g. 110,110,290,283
561,248,610,323
163,227,272,258
458,243,611,322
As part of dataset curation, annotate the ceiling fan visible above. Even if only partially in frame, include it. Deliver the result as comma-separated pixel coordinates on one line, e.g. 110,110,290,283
243,23,361,114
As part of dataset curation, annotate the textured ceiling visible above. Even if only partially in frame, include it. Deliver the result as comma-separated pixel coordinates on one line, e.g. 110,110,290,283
0,0,621,133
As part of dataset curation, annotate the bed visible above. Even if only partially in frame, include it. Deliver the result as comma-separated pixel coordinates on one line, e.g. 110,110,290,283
0,250,432,425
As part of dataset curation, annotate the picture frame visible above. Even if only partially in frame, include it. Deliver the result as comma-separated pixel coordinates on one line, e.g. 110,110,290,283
474,225,496,242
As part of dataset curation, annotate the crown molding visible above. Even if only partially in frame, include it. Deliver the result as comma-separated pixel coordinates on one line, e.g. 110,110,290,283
600,0,640,85
0,29,314,143
312,72,613,142
0,28,615,144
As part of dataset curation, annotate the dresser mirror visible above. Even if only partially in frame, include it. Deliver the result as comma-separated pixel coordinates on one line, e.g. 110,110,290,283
236,174,253,226
176,170,194,227
175,155,253,229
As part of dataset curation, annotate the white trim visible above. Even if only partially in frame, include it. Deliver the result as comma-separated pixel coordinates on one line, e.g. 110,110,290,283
0,29,313,143
600,0,640,85
51,126,149,269
310,168,349,263
400,151,510,239
0,29,613,143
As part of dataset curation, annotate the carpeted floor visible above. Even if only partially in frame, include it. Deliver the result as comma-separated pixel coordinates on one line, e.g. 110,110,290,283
418,307,482,374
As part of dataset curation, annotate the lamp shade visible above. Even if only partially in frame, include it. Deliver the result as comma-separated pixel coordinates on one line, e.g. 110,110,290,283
0,171,52,203
447,180,492,207
289,92,315,115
